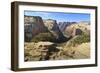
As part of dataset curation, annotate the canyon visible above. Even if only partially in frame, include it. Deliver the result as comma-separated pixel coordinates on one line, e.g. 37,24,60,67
24,16,90,61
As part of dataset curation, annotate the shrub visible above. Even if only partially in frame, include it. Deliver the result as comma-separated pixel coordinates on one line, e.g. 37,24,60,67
31,32,56,42
68,33,90,47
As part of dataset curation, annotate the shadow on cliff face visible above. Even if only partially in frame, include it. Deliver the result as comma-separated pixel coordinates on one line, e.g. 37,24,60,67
55,36,72,43
24,16,71,43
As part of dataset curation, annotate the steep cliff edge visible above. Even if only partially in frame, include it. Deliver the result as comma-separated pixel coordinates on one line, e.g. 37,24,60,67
24,16,48,42
43,19,67,42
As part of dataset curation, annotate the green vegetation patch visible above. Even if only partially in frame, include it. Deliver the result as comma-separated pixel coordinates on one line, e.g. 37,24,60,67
68,33,90,47
31,32,56,42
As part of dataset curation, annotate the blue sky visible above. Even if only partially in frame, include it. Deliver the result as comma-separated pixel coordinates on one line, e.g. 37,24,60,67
24,11,90,23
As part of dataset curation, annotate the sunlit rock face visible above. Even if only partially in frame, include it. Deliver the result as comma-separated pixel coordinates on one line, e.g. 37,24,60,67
63,22,90,38
58,22,77,32
24,16,48,41
43,19,66,42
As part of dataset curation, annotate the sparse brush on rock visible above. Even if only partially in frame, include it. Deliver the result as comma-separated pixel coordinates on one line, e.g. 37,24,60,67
67,33,90,47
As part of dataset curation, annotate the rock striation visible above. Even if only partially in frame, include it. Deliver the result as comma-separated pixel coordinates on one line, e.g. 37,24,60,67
24,16,48,41
43,19,66,42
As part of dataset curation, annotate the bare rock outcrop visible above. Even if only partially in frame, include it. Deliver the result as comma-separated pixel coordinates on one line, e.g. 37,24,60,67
24,42,63,61
24,16,48,41
43,19,66,42
58,22,77,32
63,22,90,38
24,40,90,61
